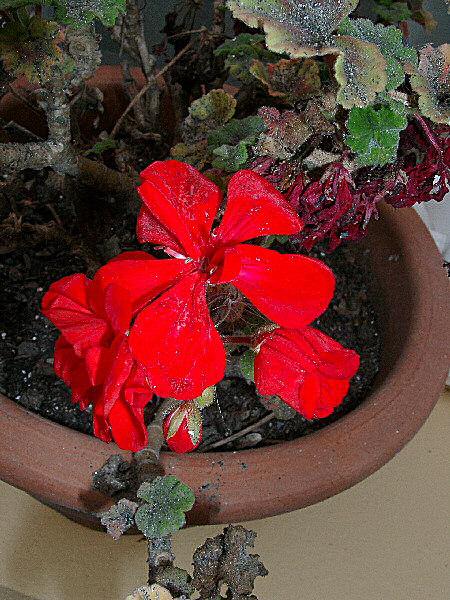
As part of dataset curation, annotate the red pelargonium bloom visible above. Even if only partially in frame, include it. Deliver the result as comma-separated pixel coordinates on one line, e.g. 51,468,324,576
254,326,360,419
41,254,155,451
97,160,336,400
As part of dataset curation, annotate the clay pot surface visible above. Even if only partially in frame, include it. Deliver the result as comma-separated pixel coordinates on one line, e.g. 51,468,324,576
0,69,448,528
1,202,448,528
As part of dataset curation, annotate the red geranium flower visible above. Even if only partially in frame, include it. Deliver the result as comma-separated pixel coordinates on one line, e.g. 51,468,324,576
254,326,360,419
96,160,336,400
41,253,155,451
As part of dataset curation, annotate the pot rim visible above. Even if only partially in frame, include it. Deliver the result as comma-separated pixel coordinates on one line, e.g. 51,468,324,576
0,202,448,526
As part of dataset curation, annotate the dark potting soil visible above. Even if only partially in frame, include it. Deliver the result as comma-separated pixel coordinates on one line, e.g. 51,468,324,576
0,169,380,451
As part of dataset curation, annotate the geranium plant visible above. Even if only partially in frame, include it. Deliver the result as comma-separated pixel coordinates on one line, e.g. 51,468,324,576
0,0,448,598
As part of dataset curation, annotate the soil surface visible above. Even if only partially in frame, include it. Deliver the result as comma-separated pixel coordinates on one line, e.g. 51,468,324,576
0,168,380,452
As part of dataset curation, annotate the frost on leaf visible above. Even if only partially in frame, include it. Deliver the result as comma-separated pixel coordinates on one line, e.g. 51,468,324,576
334,36,387,108
214,33,282,84
100,498,138,540
134,476,195,539
54,0,126,26
255,107,312,160
192,524,268,599
408,44,450,125
183,89,237,143
337,18,417,91
249,57,321,103
345,105,408,166
226,0,359,57
0,18,63,84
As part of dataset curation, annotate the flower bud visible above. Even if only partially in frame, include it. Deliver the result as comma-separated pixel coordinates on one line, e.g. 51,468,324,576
163,403,203,453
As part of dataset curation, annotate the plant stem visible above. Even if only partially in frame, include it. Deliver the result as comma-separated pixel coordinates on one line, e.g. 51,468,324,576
222,335,254,346
134,398,182,485
110,39,195,139
147,535,175,587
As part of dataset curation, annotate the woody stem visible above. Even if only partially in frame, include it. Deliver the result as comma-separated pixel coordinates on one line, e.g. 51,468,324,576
134,398,182,485
222,335,254,346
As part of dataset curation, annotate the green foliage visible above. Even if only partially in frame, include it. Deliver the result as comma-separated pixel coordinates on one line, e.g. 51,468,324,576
0,17,63,84
258,394,297,420
84,139,117,156
249,57,322,103
100,498,138,540
208,116,265,171
135,476,195,539
214,33,282,84
345,105,408,166
334,36,387,108
226,0,359,57
54,0,126,26
338,18,417,91
183,89,237,144
194,386,216,410
373,0,412,23
0,1,126,26
409,44,450,124
240,350,255,382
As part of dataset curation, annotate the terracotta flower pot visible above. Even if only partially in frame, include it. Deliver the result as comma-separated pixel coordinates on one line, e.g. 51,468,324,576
0,69,448,529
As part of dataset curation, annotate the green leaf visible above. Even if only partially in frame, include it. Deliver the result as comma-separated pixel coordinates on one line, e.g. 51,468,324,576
54,0,126,26
194,386,216,410
0,1,125,26
84,139,117,156
373,1,412,23
334,35,387,108
135,476,195,539
100,498,138,540
337,18,417,91
183,89,237,144
214,33,283,84
408,44,450,125
345,105,408,167
208,115,265,148
240,350,255,382
226,0,359,57
0,17,63,84
249,57,322,103
212,143,248,171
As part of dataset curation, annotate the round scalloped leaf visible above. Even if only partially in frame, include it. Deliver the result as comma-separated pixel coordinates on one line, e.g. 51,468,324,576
135,476,195,539
226,0,358,57
0,17,63,84
189,89,236,124
409,44,450,125
54,0,126,26
334,35,387,108
337,18,417,91
345,105,407,166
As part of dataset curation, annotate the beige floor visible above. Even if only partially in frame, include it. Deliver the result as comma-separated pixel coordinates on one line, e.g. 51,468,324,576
0,390,448,600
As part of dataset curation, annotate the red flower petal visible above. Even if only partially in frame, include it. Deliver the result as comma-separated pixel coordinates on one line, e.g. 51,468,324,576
94,254,195,314
209,246,242,284
254,327,360,420
54,335,95,409
108,394,149,452
129,272,225,399
101,336,135,416
42,274,111,356
232,245,335,328
138,160,222,259
213,170,303,245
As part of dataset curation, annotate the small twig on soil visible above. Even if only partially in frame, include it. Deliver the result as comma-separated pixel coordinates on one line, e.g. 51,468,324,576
110,39,195,139
45,202,63,227
166,26,207,39
198,412,275,452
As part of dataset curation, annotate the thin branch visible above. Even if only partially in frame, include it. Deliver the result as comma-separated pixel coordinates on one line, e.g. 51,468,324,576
110,39,195,139
198,413,275,452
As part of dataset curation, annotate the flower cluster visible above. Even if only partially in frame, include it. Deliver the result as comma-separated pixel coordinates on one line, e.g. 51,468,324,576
42,160,359,453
